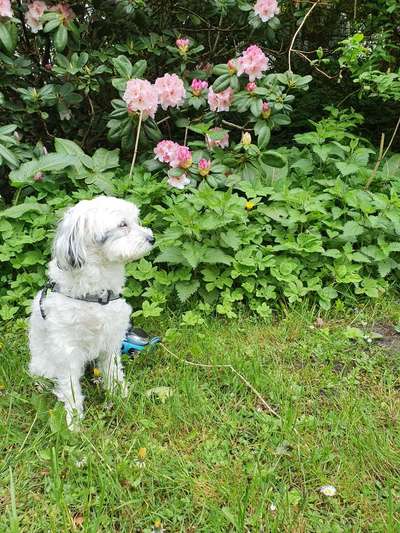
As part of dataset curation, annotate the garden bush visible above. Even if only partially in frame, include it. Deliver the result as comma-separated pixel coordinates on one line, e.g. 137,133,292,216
0,0,399,322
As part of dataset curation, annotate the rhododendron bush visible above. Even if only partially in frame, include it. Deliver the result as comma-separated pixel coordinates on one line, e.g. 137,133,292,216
0,0,399,320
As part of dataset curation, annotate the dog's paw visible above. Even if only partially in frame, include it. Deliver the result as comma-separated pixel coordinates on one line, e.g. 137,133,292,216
66,408,84,432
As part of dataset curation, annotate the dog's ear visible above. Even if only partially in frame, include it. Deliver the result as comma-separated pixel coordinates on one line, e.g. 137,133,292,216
53,204,88,270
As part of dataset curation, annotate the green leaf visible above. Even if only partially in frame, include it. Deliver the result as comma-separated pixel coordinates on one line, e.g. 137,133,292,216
0,202,49,219
0,22,13,52
257,125,271,149
202,248,233,265
131,59,147,78
341,221,364,241
145,386,174,403
54,24,68,52
261,150,286,168
212,74,231,93
0,143,18,166
175,280,200,302
10,154,78,186
54,137,85,156
44,18,61,33
155,247,185,264
112,55,133,79
92,148,119,171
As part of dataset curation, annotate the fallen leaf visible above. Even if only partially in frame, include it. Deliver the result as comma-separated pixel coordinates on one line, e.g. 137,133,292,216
145,386,174,403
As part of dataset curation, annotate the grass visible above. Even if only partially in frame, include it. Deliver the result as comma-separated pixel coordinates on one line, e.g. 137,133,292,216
1,301,400,532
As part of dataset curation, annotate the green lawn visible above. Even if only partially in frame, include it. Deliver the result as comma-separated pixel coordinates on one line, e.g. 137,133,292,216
1,301,400,532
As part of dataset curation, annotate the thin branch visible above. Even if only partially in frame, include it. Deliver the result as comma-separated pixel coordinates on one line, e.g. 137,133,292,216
160,343,280,418
292,49,337,79
382,115,400,160
288,0,321,73
365,133,385,190
129,110,143,179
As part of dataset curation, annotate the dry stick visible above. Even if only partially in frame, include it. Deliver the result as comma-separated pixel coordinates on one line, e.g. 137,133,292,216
382,115,400,160
129,110,143,179
288,0,321,73
365,116,400,189
160,342,280,418
365,133,385,190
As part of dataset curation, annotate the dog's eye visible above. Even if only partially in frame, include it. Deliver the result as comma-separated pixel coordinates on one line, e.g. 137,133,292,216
118,221,128,228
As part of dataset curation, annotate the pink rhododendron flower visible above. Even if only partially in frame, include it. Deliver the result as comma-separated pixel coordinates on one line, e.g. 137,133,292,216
246,82,257,92
170,145,192,169
0,0,13,18
206,128,229,149
176,38,190,53
50,2,75,23
208,87,234,112
123,79,158,119
25,1,47,33
167,173,191,189
154,73,186,110
227,59,237,74
154,140,179,164
198,158,211,176
154,141,192,169
191,79,208,96
237,45,269,81
254,0,280,22
261,101,271,118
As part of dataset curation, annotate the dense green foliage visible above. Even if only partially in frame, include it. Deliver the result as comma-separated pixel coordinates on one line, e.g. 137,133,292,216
0,0,399,321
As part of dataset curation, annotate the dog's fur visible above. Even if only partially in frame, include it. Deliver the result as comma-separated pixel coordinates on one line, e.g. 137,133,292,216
29,196,154,428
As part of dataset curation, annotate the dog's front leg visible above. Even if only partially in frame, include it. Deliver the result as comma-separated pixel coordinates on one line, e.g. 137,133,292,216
53,370,84,430
97,348,128,397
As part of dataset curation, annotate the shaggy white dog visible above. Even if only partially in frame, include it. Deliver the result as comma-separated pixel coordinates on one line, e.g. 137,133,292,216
29,196,154,428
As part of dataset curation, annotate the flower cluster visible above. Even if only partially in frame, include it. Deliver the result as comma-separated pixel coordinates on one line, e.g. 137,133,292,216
208,87,234,112
51,2,75,23
154,141,192,169
155,73,185,110
25,1,47,33
0,0,12,18
237,45,269,81
123,79,159,119
191,79,208,96
154,141,193,189
254,0,280,22
123,73,186,118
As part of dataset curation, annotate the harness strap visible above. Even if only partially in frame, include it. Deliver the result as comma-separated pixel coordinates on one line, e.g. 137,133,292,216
39,281,55,320
39,281,121,320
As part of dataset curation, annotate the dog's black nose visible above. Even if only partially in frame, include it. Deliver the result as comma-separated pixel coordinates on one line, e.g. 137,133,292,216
147,235,155,245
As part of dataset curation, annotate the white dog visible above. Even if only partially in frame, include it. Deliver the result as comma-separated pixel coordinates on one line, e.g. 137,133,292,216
29,196,154,428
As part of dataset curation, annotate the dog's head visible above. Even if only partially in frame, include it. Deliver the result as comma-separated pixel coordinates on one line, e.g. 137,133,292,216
54,196,154,270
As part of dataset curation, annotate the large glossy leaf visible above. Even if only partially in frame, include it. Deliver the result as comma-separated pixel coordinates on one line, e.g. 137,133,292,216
9,154,78,187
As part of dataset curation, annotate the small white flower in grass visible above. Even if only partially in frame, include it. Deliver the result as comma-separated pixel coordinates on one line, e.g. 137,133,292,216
319,484,337,497
269,502,277,512
75,458,87,468
135,447,147,469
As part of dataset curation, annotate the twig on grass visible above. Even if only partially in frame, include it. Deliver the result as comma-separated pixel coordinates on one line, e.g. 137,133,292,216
160,342,280,418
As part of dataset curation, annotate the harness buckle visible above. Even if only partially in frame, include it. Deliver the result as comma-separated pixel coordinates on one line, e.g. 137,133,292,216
98,290,111,305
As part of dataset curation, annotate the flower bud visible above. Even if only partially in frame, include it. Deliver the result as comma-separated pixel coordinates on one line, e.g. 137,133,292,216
241,132,252,146
198,158,211,176
246,82,257,92
261,101,271,119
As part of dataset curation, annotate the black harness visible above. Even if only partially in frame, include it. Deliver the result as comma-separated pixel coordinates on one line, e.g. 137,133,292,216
39,281,122,320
